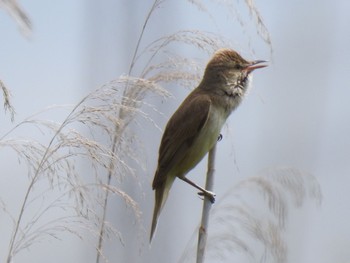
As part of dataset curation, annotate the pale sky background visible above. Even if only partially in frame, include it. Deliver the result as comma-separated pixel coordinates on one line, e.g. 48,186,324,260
1,1,350,263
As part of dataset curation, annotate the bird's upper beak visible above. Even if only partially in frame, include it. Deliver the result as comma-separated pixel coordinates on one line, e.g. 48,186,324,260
244,60,268,73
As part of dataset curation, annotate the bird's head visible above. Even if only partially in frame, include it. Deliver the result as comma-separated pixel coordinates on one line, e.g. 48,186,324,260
200,48,267,97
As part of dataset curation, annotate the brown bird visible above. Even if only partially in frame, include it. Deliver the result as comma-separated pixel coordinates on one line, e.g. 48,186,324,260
150,48,267,242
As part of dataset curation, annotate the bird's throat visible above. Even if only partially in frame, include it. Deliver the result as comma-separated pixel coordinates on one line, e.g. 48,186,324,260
225,73,252,98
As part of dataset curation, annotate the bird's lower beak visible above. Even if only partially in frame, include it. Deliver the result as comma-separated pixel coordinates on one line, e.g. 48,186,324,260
244,60,268,73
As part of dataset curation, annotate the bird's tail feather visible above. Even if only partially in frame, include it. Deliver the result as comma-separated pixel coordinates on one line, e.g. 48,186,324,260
150,177,175,242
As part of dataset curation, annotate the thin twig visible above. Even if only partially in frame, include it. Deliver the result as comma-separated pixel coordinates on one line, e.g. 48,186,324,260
196,143,217,263
6,95,89,263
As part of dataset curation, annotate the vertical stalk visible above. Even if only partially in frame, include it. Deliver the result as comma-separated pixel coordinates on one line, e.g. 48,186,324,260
196,143,217,263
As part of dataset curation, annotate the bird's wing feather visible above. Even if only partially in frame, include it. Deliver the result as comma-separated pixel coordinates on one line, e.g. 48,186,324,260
152,92,211,189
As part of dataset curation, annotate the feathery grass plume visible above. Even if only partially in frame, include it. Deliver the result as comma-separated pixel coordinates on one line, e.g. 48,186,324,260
0,0,32,36
139,30,229,88
1,77,168,263
179,167,322,263
186,0,273,55
1,80,15,121
244,0,272,47
94,3,168,259
144,53,203,89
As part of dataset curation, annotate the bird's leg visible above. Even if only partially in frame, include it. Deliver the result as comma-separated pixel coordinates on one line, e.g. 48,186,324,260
217,133,223,141
179,177,216,203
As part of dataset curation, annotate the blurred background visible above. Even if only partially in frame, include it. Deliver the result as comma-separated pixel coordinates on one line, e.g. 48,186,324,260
1,0,350,262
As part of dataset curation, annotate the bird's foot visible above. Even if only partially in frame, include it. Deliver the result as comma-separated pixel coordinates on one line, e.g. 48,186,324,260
217,134,223,141
198,190,216,203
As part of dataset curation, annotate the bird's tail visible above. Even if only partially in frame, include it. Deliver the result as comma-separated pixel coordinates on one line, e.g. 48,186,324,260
150,177,175,242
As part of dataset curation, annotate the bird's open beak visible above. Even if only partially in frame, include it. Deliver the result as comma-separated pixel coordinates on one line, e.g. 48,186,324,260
244,60,268,73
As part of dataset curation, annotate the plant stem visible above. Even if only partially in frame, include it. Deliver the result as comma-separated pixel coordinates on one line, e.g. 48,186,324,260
95,134,117,263
196,143,217,263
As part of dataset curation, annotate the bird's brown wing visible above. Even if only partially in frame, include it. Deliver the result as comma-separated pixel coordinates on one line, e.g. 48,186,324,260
152,92,211,189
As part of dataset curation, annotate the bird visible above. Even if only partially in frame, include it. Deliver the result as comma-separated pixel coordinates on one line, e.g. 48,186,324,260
150,48,267,242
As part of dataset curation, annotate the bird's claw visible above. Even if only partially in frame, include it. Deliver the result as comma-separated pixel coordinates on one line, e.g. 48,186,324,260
198,191,216,203
217,134,223,142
